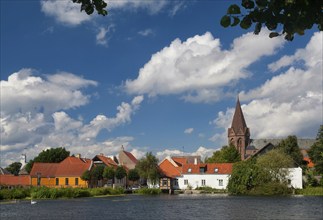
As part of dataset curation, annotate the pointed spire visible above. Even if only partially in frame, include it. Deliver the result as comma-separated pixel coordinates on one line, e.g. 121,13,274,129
231,96,247,133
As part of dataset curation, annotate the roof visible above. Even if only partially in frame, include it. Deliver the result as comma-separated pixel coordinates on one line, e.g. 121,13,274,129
230,97,248,133
159,157,182,178
30,163,59,177
181,163,233,175
55,157,92,177
0,167,11,175
0,175,30,186
93,155,118,167
30,156,92,177
122,151,138,164
171,156,201,166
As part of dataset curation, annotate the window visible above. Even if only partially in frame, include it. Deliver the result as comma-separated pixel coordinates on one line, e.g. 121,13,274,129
55,178,59,186
65,178,69,186
200,167,205,173
218,179,223,186
75,178,79,186
37,173,41,186
201,179,206,186
188,168,192,173
162,178,168,186
184,179,188,185
174,179,178,186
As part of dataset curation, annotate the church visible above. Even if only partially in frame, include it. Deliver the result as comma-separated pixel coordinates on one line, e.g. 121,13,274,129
228,97,315,160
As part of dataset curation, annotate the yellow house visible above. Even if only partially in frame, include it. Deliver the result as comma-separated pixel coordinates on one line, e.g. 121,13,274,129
30,156,92,188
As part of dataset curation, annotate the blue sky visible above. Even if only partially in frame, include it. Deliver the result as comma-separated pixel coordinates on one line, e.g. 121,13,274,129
1,0,322,167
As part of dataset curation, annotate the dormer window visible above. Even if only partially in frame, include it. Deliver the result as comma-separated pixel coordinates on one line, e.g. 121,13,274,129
214,168,219,173
188,168,192,173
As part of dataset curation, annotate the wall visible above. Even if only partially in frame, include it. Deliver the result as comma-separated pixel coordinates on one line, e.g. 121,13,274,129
31,176,87,188
177,174,230,190
287,167,303,189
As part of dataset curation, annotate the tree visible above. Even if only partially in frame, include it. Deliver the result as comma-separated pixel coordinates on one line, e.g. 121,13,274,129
220,0,323,41
206,145,241,163
103,166,115,182
81,170,91,182
308,125,323,174
276,135,303,166
115,166,127,180
228,149,294,195
25,147,70,173
91,165,104,181
128,169,140,182
136,152,160,185
5,162,22,176
72,0,107,16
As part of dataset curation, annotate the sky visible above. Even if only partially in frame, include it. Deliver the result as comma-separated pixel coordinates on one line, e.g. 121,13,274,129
1,0,322,167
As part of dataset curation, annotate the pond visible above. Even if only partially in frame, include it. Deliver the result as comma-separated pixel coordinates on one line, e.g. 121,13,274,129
1,194,322,219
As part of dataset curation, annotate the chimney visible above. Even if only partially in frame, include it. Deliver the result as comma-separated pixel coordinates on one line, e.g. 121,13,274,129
76,154,81,158
100,153,104,156
194,157,197,165
20,154,27,167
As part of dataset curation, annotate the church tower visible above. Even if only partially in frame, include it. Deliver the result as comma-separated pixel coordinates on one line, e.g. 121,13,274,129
228,97,250,160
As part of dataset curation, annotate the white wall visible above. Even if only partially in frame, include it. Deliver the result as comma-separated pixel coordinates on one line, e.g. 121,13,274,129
177,174,230,190
287,167,303,189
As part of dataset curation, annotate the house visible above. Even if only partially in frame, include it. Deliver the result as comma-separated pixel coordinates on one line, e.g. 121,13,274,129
286,167,303,189
178,163,233,190
30,155,92,188
159,156,233,190
0,167,30,187
118,146,138,170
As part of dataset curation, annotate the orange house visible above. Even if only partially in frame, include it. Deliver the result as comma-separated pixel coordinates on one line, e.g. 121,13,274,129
30,156,93,188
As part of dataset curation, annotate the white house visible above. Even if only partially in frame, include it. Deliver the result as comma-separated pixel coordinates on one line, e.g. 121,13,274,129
286,167,303,189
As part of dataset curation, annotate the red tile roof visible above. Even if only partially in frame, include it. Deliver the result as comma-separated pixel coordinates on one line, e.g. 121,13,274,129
30,156,92,177
56,157,92,177
123,151,138,164
0,174,30,186
94,155,118,167
30,163,59,177
159,159,182,178
181,163,233,175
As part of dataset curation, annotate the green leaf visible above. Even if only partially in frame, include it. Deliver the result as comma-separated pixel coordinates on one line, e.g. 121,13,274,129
269,32,280,38
254,22,262,34
242,0,255,9
240,16,252,29
255,0,268,9
220,15,231,28
227,4,241,15
231,17,240,26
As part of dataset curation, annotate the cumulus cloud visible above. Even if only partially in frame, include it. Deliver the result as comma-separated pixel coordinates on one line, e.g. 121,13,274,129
125,31,285,103
184,127,194,134
156,146,215,161
0,70,144,167
96,25,115,46
211,32,322,140
41,0,92,26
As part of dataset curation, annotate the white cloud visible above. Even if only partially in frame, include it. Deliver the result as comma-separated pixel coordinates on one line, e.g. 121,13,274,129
0,69,97,116
0,70,144,167
184,127,194,134
138,29,154,37
156,146,215,161
41,0,92,26
211,32,322,140
125,31,285,103
96,24,115,46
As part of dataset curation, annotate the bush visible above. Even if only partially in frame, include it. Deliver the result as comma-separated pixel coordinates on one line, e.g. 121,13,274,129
249,182,292,196
134,188,161,195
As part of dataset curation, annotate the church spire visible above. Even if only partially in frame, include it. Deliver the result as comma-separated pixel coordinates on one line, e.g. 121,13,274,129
231,96,247,133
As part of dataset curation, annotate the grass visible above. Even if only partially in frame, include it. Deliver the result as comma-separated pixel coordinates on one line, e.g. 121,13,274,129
295,187,323,196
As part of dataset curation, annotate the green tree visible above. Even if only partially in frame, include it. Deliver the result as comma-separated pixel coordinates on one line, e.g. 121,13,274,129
308,125,323,174
103,166,115,182
81,170,91,182
72,0,107,16
5,162,22,176
220,0,323,41
115,166,127,180
136,152,160,185
206,145,241,163
277,135,303,166
128,169,140,182
91,166,104,181
25,147,70,173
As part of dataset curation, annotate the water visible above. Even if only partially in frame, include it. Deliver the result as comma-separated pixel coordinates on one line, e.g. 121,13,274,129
1,194,322,220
